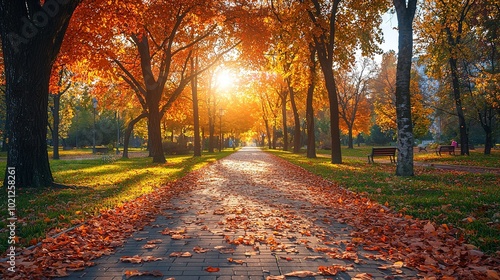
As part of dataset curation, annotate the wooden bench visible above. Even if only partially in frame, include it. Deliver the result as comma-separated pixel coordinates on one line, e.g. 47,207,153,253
417,144,427,152
367,147,397,163
435,145,455,156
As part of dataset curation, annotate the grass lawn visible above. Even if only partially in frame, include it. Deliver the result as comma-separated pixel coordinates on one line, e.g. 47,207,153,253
0,150,234,253
269,147,500,255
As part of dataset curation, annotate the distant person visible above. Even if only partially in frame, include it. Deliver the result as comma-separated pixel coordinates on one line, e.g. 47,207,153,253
451,140,458,148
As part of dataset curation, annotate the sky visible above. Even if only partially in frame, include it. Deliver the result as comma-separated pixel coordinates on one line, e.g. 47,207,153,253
379,12,399,54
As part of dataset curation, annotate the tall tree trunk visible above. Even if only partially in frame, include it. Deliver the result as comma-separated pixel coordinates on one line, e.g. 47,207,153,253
393,0,417,176
52,94,61,160
309,0,342,164
191,57,201,157
320,65,342,164
147,101,165,163
122,113,147,159
287,80,301,153
306,46,317,158
264,119,272,149
272,120,277,149
0,0,80,187
449,56,470,155
209,114,215,153
281,93,288,151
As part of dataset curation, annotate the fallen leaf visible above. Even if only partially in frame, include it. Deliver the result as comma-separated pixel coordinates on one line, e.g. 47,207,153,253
393,261,404,268
169,252,192,258
205,266,220,272
487,270,500,280
284,271,318,277
124,270,163,279
303,256,325,260
193,246,209,253
120,255,143,264
423,222,436,233
171,234,184,240
227,258,245,264
352,273,373,280
266,276,286,280
147,239,163,244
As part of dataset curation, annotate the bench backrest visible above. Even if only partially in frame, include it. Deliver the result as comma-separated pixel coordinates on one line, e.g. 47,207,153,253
439,145,454,151
371,147,397,155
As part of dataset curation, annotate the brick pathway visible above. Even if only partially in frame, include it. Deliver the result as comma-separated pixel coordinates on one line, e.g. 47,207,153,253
67,147,418,280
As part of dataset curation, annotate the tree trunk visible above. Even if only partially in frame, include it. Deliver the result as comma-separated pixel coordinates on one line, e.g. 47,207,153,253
479,107,493,155
122,113,147,159
449,57,470,155
272,121,277,149
52,94,61,160
147,102,165,163
319,64,342,164
393,0,417,176
306,46,317,158
208,115,215,153
287,79,301,153
264,119,272,149
0,0,80,187
281,93,288,151
309,0,342,164
191,57,201,157
347,126,354,149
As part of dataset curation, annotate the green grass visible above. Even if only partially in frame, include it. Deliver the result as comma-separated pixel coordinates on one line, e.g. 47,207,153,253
268,148,500,254
0,151,234,252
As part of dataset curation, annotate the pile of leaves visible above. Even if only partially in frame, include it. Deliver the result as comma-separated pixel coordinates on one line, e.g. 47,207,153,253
0,170,202,279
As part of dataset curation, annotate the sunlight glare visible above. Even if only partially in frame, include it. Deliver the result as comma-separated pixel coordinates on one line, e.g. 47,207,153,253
215,69,236,90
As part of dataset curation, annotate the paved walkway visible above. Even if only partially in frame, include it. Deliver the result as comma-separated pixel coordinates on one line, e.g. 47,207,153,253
66,147,418,280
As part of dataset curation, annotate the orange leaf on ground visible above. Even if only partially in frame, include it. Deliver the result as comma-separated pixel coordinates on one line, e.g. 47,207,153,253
169,251,192,258
304,256,325,260
205,266,220,272
284,271,318,277
227,258,245,264
120,255,143,263
193,246,209,253
352,273,373,280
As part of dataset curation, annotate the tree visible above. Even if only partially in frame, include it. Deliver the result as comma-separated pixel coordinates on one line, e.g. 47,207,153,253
49,67,72,160
304,0,387,164
372,52,432,139
0,0,81,187
393,0,417,176
417,0,480,156
336,58,374,149
191,56,202,157
306,45,318,158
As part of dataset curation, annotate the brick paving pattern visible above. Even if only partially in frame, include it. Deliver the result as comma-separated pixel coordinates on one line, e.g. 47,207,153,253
67,147,418,280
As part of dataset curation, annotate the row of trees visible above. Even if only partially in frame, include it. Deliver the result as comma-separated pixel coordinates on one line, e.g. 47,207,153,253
1,0,498,187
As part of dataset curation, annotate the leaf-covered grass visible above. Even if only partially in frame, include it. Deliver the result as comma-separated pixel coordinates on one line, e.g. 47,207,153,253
269,148,500,254
317,145,500,168
0,151,234,253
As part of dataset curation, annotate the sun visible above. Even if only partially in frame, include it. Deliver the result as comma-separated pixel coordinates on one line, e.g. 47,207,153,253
215,68,236,90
